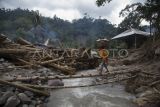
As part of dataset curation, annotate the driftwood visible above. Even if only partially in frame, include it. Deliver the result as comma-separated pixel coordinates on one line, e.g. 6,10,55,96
16,37,33,46
17,58,39,68
0,79,49,96
49,63,76,75
39,57,64,65
6,69,140,82
21,75,137,89
149,80,160,87
0,49,28,54
20,46,40,51
0,36,99,74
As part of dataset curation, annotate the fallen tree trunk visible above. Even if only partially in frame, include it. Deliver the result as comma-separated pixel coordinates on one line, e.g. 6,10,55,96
16,37,33,46
22,75,137,89
0,49,28,54
0,79,50,96
6,69,140,82
39,57,64,65
49,63,76,75
17,58,39,68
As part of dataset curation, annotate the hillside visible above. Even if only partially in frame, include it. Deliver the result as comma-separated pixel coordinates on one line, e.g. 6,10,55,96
0,8,118,48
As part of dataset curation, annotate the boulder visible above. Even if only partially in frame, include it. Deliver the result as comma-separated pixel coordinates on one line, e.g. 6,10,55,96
0,91,14,105
4,95,20,107
22,104,29,107
48,79,64,86
29,104,35,107
24,91,34,98
0,91,3,97
18,93,31,104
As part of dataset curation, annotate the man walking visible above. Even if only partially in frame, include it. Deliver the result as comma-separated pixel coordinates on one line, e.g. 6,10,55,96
96,38,109,75
98,47,109,74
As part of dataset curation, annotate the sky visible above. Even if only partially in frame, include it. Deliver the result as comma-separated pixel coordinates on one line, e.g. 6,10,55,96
0,0,145,25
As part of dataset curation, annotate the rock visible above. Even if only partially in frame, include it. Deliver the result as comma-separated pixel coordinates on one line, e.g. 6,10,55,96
4,95,20,107
0,58,4,62
30,70,35,74
155,47,160,55
0,92,2,98
28,104,35,107
133,97,148,106
18,93,31,104
15,90,20,95
24,91,34,98
141,103,160,107
48,79,64,86
48,72,54,76
31,100,36,106
22,104,29,107
37,100,42,105
0,91,14,105
44,98,49,103
7,87,16,92
39,97,45,101
36,104,44,107
135,86,148,94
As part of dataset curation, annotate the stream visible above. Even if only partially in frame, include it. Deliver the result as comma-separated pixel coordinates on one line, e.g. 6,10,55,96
47,73,137,107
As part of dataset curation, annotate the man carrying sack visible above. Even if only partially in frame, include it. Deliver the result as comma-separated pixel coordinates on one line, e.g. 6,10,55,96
96,38,109,75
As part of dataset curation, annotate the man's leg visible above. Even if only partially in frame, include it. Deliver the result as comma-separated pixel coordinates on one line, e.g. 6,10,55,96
104,63,109,73
99,62,103,75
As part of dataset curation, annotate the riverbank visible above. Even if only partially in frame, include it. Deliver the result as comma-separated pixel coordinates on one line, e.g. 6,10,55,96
0,39,160,107
116,40,160,107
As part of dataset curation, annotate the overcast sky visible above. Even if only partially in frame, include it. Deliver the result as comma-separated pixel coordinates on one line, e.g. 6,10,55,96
0,0,145,25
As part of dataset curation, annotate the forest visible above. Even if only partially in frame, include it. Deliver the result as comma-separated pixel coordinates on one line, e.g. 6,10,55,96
0,7,148,48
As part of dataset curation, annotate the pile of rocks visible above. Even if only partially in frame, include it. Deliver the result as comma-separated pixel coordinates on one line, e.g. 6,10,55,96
0,86,48,107
0,58,16,73
0,58,66,107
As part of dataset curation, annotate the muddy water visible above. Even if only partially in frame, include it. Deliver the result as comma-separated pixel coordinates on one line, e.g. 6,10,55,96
47,77,137,107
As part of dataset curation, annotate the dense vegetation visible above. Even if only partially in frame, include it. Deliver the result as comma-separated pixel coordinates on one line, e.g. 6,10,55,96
0,8,118,48
0,6,149,48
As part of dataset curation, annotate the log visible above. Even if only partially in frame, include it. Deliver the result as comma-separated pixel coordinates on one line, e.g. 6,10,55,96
15,65,33,69
21,75,137,89
0,79,49,96
39,57,64,65
149,80,160,87
16,37,33,46
17,58,39,68
49,63,76,75
20,46,40,51
0,49,28,54
6,69,140,82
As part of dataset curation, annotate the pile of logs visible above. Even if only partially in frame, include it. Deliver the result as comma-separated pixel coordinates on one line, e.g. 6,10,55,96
0,34,99,75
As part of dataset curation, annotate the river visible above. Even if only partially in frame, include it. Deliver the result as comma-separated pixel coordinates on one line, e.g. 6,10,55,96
47,74,137,107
